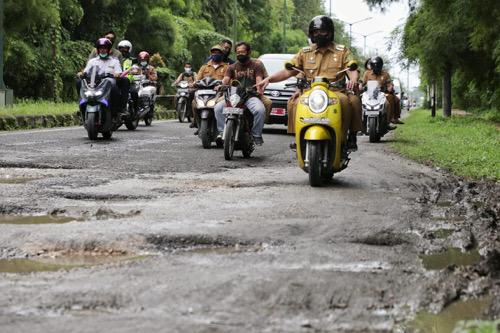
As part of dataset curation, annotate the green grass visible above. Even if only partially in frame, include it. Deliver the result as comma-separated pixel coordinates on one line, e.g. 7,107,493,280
393,108,500,181
0,100,76,117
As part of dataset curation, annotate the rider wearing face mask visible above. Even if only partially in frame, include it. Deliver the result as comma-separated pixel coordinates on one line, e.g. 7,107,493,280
256,15,362,151
214,41,268,146
174,62,197,86
363,56,400,127
196,45,229,81
88,30,122,62
137,51,157,82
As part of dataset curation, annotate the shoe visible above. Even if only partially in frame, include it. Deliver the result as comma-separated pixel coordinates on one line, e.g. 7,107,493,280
216,134,223,145
289,142,297,150
393,119,404,124
193,129,199,136
388,124,397,131
189,123,196,128
347,134,358,152
253,136,264,146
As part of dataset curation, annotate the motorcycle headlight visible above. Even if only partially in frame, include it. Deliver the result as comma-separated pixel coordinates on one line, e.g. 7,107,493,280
308,90,328,114
229,94,241,107
84,91,94,98
196,97,205,108
207,98,216,107
95,90,103,97
180,82,188,88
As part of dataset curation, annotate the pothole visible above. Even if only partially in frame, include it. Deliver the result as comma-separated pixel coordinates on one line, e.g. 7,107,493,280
0,176,41,184
0,254,147,274
406,296,493,333
180,244,264,255
52,192,152,201
0,215,80,225
351,230,409,247
420,248,481,270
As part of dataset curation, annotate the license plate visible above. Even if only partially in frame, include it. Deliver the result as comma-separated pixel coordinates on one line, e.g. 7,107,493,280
197,89,216,95
270,107,286,116
223,107,244,115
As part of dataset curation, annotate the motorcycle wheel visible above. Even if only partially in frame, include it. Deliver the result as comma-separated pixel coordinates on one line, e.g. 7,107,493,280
86,113,98,140
144,117,153,126
102,130,112,139
177,100,185,123
199,119,211,149
242,132,253,158
368,117,381,143
125,117,139,130
308,141,323,187
224,119,235,160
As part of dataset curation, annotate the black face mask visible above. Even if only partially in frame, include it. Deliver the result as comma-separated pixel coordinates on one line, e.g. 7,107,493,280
313,35,330,48
237,54,250,63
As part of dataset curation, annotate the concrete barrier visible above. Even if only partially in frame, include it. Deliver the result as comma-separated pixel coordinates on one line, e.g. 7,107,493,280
0,108,176,131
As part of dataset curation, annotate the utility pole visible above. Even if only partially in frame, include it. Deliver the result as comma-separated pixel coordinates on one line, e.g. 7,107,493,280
0,0,13,107
329,0,332,17
282,0,287,53
407,61,410,111
232,0,237,45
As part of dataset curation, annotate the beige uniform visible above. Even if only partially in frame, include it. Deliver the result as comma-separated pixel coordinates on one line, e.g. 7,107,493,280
287,43,362,135
196,61,229,81
363,69,396,121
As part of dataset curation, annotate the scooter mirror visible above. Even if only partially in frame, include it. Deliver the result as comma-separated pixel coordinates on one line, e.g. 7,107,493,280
284,61,295,71
231,80,241,87
347,60,358,71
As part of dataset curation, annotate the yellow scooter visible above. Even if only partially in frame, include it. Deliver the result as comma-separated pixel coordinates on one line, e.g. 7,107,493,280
285,62,358,187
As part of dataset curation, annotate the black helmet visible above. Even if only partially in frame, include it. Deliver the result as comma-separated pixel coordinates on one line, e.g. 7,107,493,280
308,15,335,43
369,56,384,75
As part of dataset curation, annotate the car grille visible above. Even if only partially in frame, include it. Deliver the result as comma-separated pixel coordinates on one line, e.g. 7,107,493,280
264,89,295,103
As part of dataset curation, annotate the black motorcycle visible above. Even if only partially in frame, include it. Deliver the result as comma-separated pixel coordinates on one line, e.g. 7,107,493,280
79,66,117,140
221,81,255,160
194,77,222,149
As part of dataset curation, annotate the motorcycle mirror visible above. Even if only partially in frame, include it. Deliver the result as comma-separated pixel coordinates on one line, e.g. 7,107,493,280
284,61,295,71
231,80,241,87
347,61,358,71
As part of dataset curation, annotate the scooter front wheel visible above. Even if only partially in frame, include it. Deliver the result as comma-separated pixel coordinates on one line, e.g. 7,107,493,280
368,117,380,142
86,113,98,140
308,141,323,187
224,119,236,160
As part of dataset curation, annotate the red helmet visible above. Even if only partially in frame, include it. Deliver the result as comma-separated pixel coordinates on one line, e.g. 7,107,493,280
138,51,150,61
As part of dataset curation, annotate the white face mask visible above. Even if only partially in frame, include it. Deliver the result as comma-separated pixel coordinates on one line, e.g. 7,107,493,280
184,67,192,73
141,61,148,67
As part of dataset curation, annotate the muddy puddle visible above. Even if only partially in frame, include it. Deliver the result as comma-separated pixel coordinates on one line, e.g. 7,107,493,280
180,244,263,255
420,248,481,270
0,215,80,225
0,255,147,274
0,176,39,184
407,296,493,333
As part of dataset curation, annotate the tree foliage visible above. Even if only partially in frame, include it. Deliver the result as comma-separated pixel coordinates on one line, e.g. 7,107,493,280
4,0,358,100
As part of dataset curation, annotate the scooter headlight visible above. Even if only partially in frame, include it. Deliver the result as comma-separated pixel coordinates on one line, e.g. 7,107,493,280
95,90,103,97
207,98,217,107
179,81,188,88
229,94,241,107
84,91,95,98
308,90,328,114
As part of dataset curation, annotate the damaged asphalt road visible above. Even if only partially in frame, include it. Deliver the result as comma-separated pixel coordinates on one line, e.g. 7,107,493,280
0,121,498,332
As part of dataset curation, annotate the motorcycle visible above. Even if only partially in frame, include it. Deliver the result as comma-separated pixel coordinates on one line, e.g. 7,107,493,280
130,65,157,126
193,76,222,149
221,81,255,160
361,80,389,142
79,66,117,140
285,61,358,187
175,80,193,123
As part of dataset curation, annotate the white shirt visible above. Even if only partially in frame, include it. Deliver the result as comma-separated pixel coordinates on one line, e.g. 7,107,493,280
84,56,122,77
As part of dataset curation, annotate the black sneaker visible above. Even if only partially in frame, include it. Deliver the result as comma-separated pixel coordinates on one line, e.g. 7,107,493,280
289,142,297,150
215,134,223,147
189,123,197,128
193,129,199,136
347,135,358,152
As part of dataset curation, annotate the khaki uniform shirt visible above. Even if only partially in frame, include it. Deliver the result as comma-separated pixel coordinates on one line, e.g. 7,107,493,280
196,60,229,81
291,43,354,81
363,69,391,88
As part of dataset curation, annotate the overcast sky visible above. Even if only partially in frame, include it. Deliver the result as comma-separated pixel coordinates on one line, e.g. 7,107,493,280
324,0,420,89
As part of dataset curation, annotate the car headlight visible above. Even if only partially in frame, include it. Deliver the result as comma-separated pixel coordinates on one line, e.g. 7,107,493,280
308,90,328,114
229,94,241,107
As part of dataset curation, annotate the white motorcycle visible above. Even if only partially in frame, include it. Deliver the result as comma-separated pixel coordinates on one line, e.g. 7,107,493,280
362,80,390,142
130,65,157,126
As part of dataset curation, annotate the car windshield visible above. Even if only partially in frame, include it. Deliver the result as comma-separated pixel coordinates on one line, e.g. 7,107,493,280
261,57,293,76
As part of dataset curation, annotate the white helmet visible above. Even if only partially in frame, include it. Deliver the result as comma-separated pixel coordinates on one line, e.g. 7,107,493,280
117,40,133,52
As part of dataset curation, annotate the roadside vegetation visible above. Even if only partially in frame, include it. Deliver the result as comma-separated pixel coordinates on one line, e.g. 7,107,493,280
0,101,75,118
393,109,500,181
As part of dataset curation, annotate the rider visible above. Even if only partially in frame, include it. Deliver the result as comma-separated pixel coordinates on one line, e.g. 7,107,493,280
88,30,122,62
117,40,139,113
362,56,398,128
174,62,197,127
137,51,158,82
192,45,229,135
256,15,362,151
77,38,122,119
214,41,267,146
